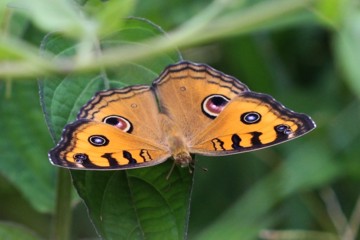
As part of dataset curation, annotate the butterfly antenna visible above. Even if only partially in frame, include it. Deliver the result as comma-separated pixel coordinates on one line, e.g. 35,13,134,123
188,163,193,174
190,161,208,172
201,166,208,172
166,161,206,180
166,161,177,180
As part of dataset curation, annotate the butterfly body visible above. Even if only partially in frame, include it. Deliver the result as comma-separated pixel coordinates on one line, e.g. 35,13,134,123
49,61,316,170
157,113,192,167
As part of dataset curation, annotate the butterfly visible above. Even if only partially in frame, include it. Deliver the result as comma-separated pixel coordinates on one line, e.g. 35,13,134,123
49,61,316,170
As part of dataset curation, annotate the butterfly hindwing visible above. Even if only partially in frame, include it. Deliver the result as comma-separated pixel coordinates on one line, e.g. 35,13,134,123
49,119,170,169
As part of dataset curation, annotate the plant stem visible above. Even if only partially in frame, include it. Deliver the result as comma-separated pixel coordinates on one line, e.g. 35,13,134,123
0,0,314,78
52,169,72,240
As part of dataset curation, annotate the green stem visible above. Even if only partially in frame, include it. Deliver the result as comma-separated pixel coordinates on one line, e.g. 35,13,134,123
52,169,72,240
0,0,314,78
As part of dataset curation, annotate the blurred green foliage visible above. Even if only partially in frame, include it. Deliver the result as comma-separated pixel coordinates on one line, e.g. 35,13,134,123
1,0,360,239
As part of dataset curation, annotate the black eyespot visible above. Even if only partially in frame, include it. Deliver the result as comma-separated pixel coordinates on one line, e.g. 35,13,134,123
241,112,261,124
73,153,88,164
275,124,292,135
103,115,133,133
105,117,119,125
88,135,109,146
202,94,230,119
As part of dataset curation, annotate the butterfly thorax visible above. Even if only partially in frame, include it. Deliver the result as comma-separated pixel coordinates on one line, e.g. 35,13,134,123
160,114,192,167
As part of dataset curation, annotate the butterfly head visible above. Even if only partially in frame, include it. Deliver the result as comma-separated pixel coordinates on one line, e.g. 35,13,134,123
173,151,192,168
167,134,192,167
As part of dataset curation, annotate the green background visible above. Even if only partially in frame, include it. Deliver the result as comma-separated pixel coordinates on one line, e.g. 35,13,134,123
1,0,359,239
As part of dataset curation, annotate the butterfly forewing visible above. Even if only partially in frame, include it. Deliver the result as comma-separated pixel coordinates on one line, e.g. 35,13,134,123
190,92,316,155
77,85,164,143
153,62,250,140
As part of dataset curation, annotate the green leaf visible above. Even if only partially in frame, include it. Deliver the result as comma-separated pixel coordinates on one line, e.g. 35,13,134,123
0,222,41,240
0,37,43,60
0,80,55,213
194,141,340,240
315,0,342,28
9,0,94,39
334,0,360,97
85,0,136,36
40,18,191,239
72,162,193,239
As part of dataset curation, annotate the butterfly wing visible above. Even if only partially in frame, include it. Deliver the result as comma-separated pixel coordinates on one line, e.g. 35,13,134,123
152,61,250,140
49,85,171,169
78,85,164,143
49,119,170,169
190,92,316,155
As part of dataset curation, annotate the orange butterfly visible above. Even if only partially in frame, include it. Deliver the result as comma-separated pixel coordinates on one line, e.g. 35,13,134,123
49,62,316,170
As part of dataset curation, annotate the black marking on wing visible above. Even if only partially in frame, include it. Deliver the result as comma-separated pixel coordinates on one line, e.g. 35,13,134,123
201,94,230,120
123,150,137,164
231,134,243,150
73,153,90,165
250,132,262,146
73,153,101,168
101,153,119,167
140,149,152,162
211,138,226,151
275,129,291,141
